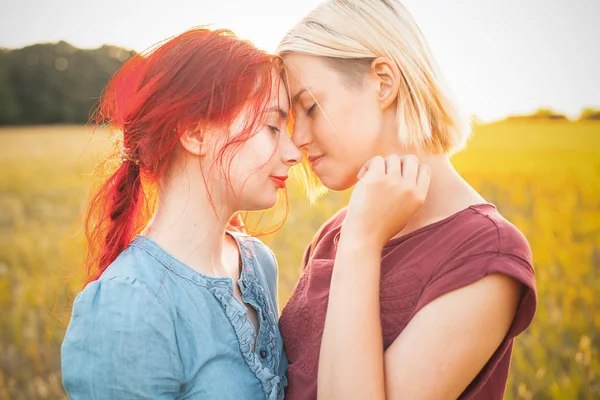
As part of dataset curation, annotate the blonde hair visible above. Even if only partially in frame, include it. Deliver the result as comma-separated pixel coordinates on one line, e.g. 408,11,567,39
278,0,471,199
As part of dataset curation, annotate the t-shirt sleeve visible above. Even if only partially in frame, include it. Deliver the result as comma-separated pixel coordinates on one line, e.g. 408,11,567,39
301,241,313,270
413,252,537,338
61,277,181,399
303,207,348,270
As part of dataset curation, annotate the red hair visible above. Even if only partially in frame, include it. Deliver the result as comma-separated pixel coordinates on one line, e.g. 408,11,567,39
84,27,279,284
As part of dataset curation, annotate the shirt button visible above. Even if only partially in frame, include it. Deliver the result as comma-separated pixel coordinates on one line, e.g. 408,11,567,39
259,349,267,359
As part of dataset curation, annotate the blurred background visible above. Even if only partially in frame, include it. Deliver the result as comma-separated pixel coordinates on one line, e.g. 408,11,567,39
0,0,598,399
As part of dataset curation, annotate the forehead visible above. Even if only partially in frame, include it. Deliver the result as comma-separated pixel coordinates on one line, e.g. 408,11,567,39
267,73,290,110
283,54,341,93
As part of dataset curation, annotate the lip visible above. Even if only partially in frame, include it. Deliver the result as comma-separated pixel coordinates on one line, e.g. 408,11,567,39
308,154,324,168
269,176,288,189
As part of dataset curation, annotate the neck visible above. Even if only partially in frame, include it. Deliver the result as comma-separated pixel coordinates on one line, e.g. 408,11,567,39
142,159,236,276
381,143,486,237
413,153,482,214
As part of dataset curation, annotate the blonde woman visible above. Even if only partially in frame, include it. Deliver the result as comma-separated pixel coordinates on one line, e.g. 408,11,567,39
277,1,537,399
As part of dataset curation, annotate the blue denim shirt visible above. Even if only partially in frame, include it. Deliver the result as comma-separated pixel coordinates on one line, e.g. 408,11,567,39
61,232,288,399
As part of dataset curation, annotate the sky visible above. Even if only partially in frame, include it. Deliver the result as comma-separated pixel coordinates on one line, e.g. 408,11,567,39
1,0,598,122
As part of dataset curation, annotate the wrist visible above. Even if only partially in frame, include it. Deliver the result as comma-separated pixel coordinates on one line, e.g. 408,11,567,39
342,211,389,250
334,230,383,283
338,226,385,253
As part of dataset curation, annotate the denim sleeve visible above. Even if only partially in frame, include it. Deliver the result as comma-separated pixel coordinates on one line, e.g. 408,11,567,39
61,277,181,399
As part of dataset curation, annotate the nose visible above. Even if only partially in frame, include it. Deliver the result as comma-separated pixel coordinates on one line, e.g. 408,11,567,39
291,118,312,151
280,134,302,167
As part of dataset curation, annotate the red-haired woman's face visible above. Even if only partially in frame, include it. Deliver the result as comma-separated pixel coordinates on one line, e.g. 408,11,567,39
216,76,301,211
283,54,394,191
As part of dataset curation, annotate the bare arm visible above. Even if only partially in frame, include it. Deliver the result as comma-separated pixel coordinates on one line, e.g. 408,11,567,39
319,233,522,400
318,154,421,400
383,272,522,399
317,155,523,399
318,235,385,399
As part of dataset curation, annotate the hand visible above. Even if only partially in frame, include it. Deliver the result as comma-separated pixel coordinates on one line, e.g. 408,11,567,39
343,155,430,249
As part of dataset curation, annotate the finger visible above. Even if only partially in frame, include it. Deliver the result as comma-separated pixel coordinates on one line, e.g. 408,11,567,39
401,154,419,181
384,154,402,176
361,156,386,178
416,164,431,196
357,164,367,180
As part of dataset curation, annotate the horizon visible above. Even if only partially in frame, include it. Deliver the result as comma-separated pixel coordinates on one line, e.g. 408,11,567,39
1,0,599,122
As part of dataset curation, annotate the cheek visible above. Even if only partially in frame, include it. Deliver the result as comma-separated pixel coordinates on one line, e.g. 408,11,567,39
230,133,277,179
342,95,380,135
321,101,379,156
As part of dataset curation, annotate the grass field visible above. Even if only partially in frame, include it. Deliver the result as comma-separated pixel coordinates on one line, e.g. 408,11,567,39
0,120,598,399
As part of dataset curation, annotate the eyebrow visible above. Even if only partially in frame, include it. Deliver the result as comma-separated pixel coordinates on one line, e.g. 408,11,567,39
292,88,308,103
266,106,288,119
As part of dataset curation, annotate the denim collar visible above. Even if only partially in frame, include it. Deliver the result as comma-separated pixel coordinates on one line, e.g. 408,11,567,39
129,231,257,289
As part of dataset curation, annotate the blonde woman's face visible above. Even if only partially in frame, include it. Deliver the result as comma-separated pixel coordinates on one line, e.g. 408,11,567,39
284,53,393,191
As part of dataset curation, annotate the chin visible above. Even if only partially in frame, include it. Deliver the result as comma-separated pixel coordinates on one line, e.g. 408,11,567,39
318,172,357,192
242,192,278,211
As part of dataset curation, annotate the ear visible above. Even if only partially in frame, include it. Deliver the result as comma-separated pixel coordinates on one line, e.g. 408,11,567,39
371,57,401,110
179,125,208,157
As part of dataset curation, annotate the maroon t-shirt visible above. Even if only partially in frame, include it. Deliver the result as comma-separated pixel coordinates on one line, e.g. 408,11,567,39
280,203,536,400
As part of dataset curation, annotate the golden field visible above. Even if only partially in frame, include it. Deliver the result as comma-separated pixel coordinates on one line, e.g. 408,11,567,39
0,120,598,399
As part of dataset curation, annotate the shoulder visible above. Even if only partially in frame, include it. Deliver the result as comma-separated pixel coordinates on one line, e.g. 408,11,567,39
72,272,170,322
64,272,176,362
62,267,181,396
403,205,538,342
233,233,278,284
71,236,179,318
299,207,347,267
427,204,535,291
97,240,171,302
453,204,532,264
235,233,277,268
317,207,348,239
232,233,281,310
401,203,536,305
310,207,348,250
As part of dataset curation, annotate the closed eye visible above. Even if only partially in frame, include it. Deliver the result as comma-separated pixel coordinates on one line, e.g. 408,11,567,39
268,126,281,135
307,103,316,116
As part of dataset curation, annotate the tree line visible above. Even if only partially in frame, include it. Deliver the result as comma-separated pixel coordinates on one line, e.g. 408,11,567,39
0,42,598,126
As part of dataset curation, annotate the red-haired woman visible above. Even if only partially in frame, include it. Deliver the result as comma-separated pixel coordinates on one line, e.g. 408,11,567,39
61,27,300,400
